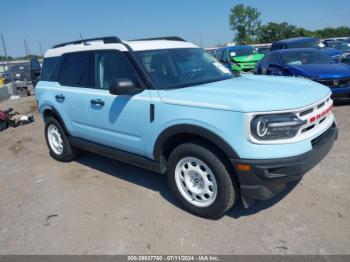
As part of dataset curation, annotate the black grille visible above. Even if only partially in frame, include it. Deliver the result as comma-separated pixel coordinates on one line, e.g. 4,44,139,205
316,78,350,88
311,122,336,147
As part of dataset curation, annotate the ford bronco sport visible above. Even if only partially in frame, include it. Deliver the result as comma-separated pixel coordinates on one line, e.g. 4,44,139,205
34,36,338,218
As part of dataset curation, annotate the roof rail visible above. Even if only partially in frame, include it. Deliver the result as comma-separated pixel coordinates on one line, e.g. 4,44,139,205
53,36,122,48
129,36,186,42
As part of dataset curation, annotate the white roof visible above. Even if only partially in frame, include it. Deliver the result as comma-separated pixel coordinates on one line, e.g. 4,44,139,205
45,39,199,58
125,40,198,51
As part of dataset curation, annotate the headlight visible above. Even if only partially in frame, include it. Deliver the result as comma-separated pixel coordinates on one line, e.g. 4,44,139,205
250,113,306,141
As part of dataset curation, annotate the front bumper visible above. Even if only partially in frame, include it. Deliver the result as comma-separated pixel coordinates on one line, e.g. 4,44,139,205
230,122,338,208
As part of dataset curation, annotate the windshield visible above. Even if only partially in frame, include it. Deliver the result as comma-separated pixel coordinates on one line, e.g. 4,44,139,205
282,50,334,65
135,48,233,89
228,47,257,57
327,41,350,51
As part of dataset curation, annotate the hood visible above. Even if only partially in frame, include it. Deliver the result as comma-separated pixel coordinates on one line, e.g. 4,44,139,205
288,64,350,79
321,47,343,57
158,75,330,113
232,54,264,63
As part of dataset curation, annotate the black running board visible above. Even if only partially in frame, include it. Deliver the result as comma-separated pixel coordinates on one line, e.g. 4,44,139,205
69,136,166,174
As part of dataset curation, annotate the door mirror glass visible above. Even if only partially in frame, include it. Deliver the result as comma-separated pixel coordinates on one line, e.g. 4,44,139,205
109,79,142,95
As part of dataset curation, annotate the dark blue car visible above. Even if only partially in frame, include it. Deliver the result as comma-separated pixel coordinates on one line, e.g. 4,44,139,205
256,48,350,100
271,37,343,62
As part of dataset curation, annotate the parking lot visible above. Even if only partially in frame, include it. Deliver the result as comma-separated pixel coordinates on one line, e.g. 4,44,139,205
0,96,349,255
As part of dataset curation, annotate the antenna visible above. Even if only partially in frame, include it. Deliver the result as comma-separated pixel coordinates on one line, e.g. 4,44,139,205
79,33,84,40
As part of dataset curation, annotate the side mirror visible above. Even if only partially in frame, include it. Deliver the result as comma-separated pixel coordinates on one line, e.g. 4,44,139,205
30,58,41,86
109,79,142,95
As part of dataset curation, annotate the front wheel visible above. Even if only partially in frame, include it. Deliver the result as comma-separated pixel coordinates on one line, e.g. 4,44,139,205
167,142,238,219
45,117,77,162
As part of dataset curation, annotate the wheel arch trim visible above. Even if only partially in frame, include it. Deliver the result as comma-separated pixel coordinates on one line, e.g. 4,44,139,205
153,124,239,160
41,105,70,135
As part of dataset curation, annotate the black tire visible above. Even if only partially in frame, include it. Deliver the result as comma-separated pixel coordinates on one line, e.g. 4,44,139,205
167,142,238,219
45,117,77,162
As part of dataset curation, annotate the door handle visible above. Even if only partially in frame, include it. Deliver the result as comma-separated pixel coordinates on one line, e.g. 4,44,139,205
55,94,65,101
90,99,105,106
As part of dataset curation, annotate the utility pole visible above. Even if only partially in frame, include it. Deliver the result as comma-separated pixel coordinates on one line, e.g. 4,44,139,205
39,42,44,57
27,42,31,56
0,39,5,73
24,38,29,56
1,34,17,95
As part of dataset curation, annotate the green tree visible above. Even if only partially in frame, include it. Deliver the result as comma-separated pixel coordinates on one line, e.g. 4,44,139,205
229,4,261,44
257,22,311,43
312,26,350,38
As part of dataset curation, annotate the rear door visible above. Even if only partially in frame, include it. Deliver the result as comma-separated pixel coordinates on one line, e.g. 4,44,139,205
83,50,151,156
55,51,94,138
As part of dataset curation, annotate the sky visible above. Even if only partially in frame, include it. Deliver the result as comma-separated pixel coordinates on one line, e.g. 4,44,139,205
1,0,350,57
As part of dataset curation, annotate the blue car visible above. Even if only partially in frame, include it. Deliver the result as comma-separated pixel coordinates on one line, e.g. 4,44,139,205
256,48,350,100
271,37,343,62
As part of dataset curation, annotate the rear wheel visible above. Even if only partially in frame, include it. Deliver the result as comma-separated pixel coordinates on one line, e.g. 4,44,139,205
167,142,238,219
45,117,77,162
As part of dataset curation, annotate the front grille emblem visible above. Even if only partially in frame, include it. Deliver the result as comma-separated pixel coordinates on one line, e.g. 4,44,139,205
333,80,339,87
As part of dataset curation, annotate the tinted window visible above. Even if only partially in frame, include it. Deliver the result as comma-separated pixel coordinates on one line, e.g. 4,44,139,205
41,57,59,81
60,52,94,87
95,51,139,89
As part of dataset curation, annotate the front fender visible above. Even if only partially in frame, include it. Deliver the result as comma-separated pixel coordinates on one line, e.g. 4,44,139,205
152,120,240,161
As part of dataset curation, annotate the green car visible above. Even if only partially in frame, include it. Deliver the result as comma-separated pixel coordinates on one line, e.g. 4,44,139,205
215,45,264,73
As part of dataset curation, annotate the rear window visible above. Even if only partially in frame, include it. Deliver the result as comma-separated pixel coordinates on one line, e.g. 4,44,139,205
59,52,94,87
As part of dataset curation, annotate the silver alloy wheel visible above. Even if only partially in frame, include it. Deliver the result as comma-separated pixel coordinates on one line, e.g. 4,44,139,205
175,157,218,207
47,124,64,155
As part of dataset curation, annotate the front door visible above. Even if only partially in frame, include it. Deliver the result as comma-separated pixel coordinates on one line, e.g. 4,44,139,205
84,50,151,156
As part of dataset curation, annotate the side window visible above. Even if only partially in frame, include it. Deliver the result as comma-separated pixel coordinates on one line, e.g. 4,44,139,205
60,52,94,87
95,51,139,90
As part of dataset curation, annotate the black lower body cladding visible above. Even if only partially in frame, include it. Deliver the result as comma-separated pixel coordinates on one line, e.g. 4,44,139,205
230,122,338,208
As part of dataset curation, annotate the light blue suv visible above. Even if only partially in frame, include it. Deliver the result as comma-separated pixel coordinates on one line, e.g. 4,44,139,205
34,36,338,218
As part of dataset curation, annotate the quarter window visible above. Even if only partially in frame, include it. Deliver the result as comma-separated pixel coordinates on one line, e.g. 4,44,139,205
41,57,59,81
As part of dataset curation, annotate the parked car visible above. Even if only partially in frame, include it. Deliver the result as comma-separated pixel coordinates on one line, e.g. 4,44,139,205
271,37,343,61
215,45,264,73
34,36,337,218
6,63,31,82
323,37,350,44
256,48,350,100
323,40,350,55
